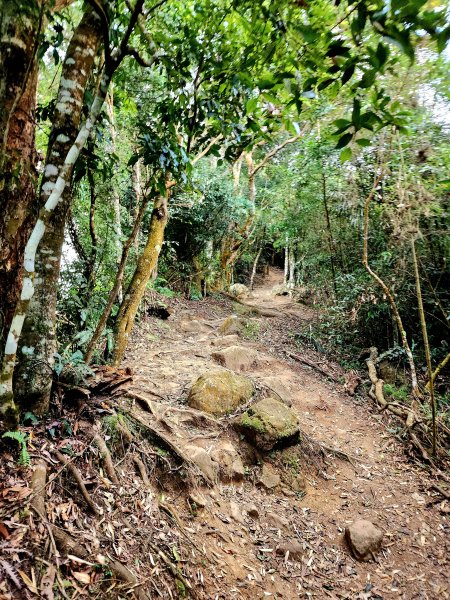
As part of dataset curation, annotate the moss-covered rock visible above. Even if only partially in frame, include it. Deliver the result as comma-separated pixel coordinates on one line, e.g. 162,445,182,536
236,397,299,451
218,315,245,335
187,370,254,416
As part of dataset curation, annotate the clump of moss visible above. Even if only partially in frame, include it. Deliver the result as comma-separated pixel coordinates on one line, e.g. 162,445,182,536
240,411,267,434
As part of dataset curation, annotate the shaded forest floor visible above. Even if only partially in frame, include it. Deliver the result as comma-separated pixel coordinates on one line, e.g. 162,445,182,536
0,269,448,599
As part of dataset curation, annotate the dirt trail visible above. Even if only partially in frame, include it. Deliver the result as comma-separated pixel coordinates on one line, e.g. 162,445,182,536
122,269,449,599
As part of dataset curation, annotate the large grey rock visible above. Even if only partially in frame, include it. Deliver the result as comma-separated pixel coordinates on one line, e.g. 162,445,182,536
229,283,250,299
187,370,254,416
345,519,384,561
236,397,299,451
211,346,269,373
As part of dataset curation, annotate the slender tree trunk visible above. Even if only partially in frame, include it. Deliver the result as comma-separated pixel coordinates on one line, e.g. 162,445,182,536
86,164,98,293
411,239,437,454
106,88,123,302
0,1,42,362
84,194,151,364
131,160,142,256
322,171,337,295
12,8,102,415
250,246,262,290
362,174,420,398
113,192,169,366
284,236,289,285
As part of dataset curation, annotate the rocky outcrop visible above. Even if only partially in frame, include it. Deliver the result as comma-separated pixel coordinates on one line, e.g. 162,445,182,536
345,519,384,561
236,397,299,450
259,376,292,406
187,370,254,416
258,463,281,489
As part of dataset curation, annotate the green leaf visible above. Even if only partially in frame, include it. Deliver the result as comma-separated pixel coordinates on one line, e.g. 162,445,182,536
245,97,258,114
355,138,371,147
340,147,352,163
335,132,353,149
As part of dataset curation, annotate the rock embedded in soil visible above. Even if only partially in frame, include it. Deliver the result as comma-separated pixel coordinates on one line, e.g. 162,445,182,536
219,315,245,336
259,376,292,406
210,440,245,482
235,397,299,451
265,512,289,529
229,283,250,299
258,463,281,489
183,444,219,483
275,539,303,561
187,370,254,416
345,519,384,561
211,345,264,372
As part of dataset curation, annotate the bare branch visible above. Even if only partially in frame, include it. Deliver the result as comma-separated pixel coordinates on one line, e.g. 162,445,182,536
253,133,302,175
192,135,222,164
125,45,157,67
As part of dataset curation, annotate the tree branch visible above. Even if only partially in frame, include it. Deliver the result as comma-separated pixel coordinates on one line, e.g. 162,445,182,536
192,135,222,164
253,133,301,175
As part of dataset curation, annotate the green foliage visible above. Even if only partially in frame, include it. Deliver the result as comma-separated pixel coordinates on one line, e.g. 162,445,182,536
383,384,409,402
2,431,30,466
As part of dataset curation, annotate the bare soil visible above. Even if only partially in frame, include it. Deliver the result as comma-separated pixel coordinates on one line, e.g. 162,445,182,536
0,269,448,599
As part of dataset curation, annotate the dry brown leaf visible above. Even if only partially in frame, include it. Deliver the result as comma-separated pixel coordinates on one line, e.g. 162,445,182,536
0,523,10,539
72,571,91,584
18,570,38,594
40,565,56,600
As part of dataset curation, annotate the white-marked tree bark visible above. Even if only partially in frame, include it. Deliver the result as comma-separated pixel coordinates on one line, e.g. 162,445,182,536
0,1,42,362
13,8,103,415
113,191,169,366
0,0,147,426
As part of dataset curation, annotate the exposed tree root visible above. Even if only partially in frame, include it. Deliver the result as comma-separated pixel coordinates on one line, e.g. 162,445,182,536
287,351,339,383
54,450,101,515
132,453,151,486
365,347,447,469
93,434,120,485
220,291,283,317
30,460,47,517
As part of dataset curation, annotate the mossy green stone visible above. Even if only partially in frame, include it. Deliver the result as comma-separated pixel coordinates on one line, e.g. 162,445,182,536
188,370,254,416
237,397,299,451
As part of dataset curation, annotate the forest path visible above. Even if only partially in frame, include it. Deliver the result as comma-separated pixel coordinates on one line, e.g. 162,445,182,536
122,269,448,599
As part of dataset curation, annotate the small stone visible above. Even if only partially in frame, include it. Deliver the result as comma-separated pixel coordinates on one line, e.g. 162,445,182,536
258,463,281,490
275,539,303,561
229,501,245,524
345,519,384,562
229,283,250,299
211,346,264,372
183,444,219,483
265,512,288,529
210,441,245,482
188,492,207,508
219,316,245,336
235,397,299,451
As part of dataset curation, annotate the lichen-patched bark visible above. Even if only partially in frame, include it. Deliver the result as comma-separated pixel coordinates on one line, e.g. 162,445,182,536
0,69,112,428
13,8,103,414
0,1,41,361
113,193,169,366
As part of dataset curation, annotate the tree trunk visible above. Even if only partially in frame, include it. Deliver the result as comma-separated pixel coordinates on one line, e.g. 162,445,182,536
0,1,42,366
107,88,123,302
284,236,289,285
113,192,169,366
249,246,262,290
321,171,337,295
12,8,102,415
84,194,151,364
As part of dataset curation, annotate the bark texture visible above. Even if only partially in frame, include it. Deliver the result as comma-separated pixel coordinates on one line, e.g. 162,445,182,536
113,193,169,366
0,1,41,366
14,8,103,415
